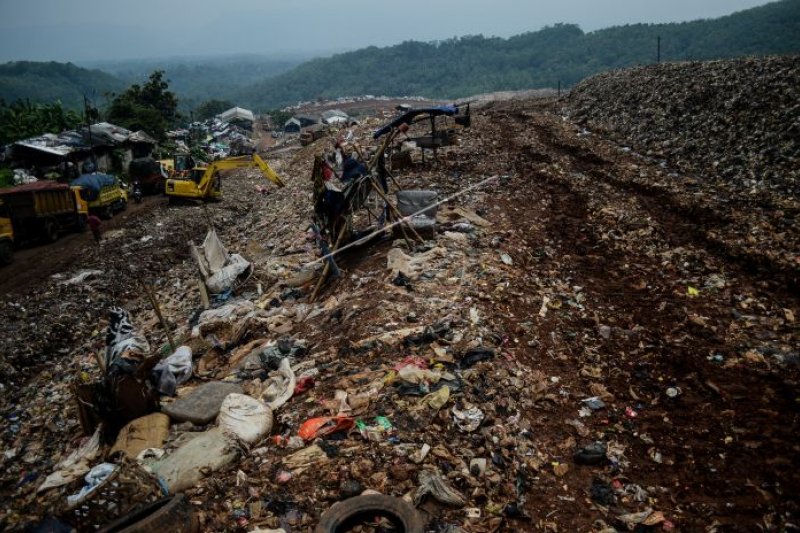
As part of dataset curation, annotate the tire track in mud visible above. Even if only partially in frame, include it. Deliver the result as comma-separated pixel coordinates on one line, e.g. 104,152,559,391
496,102,800,529
528,119,800,298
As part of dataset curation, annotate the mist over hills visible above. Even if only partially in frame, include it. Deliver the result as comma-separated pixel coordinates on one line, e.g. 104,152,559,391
0,0,797,113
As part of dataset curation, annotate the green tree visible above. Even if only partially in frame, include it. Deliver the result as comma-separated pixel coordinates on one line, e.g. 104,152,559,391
265,109,292,130
194,99,234,121
106,70,179,141
0,99,82,145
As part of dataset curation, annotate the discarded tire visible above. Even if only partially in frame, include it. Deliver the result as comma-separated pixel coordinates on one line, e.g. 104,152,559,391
99,494,198,533
315,495,424,533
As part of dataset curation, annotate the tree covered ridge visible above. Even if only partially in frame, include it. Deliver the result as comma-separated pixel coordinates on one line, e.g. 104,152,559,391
0,0,798,114
234,0,800,109
0,61,124,110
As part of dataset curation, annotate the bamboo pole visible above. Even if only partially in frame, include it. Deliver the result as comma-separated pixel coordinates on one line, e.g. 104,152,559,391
140,279,176,352
310,222,348,303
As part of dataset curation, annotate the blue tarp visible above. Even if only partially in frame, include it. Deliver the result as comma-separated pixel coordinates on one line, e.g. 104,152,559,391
373,105,458,139
70,173,117,201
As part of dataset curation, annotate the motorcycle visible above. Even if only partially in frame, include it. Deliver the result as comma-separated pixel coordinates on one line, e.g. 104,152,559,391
132,182,143,204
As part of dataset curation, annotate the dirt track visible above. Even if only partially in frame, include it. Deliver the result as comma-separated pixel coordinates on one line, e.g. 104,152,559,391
0,195,164,296
465,99,800,528
2,97,798,531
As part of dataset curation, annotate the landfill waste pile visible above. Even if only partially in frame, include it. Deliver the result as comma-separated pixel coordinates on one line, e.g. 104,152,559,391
168,116,256,160
1,60,799,531
567,56,800,293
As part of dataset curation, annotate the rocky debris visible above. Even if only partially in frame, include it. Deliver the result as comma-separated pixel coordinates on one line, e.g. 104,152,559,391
1,69,799,531
161,381,243,424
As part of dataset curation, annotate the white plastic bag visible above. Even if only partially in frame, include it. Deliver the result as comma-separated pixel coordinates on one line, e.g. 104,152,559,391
218,393,273,444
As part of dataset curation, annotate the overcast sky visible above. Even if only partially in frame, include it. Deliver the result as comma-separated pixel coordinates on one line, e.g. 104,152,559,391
0,0,775,62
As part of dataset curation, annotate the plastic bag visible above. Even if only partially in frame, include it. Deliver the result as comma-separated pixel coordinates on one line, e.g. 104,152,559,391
218,393,273,444
152,346,193,396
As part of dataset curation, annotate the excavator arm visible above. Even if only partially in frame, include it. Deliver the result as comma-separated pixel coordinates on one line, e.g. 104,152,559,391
253,154,285,187
167,154,284,200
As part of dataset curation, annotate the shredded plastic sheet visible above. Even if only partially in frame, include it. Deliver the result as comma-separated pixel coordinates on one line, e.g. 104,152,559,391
105,307,150,370
152,345,193,396
261,358,296,411
414,469,466,507
192,230,253,294
38,428,101,492
66,463,117,507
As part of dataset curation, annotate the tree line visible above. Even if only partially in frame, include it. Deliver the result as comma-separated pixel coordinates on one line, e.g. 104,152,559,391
234,0,800,109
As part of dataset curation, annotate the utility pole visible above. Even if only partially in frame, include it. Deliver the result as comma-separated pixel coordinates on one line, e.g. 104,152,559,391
657,36,661,64
84,94,97,170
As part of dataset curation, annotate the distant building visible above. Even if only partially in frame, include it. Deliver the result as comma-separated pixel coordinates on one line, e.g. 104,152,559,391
322,109,350,125
295,115,321,128
10,122,156,179
216,107,255,131
284,117,302,133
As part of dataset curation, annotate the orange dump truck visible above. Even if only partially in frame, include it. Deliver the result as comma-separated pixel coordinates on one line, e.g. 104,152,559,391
0,182,89,258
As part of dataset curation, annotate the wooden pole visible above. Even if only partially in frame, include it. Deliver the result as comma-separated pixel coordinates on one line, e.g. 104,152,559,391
657,36,661,63
140,280,176,352
310,222,348,302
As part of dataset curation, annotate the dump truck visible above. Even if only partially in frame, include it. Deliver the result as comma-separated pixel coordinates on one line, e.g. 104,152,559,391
300,125,327,146
165,154,284,201
70,173,128,219
0,182,89,262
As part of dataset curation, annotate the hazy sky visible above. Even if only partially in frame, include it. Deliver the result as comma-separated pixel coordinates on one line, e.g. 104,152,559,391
0,0,775,62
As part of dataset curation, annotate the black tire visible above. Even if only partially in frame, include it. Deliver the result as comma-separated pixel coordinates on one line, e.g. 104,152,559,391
102,205,113,219
99,494,198,533
43,219,59,243
0,240,13,265
315,495,425,533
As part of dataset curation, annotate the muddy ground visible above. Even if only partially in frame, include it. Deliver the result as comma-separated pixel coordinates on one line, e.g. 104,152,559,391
1,96,798,531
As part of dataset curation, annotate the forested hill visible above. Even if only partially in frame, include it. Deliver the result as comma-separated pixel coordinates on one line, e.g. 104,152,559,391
85,55,306,111
0,61,124,110
1,0,798,114
236,0,800,110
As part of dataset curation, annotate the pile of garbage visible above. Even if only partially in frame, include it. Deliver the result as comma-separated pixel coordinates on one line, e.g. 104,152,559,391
168,117,255,160
568,56,799,196
1,79,798,531
567,55,800,290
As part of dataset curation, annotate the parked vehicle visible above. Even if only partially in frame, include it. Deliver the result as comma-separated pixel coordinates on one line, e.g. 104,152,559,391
70,173,128,219
300,125,327,146
0,182,89,263
129,157,166,194
132,181,143,204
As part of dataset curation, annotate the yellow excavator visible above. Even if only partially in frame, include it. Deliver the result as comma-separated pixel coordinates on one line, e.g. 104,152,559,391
165,154,284,201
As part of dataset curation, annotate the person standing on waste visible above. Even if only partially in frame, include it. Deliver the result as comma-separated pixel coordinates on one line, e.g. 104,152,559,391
87,214,103,244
